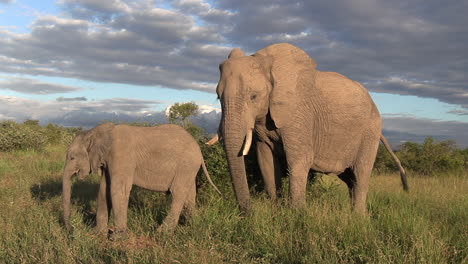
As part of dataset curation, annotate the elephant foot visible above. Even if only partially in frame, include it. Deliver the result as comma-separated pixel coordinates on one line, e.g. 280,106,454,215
290,197,306,209
156,223,175,235
351,208,369,217
65,226,75,240
238,202,252,216
108,229,129,241
93,226,109,238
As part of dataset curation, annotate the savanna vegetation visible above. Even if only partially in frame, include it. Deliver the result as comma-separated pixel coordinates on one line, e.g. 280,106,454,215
0,105,466,263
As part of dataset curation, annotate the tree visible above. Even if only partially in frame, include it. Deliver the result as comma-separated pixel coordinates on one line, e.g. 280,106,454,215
398,137,465,176
23,119,40,126
167,102,199,128
373,144,398,173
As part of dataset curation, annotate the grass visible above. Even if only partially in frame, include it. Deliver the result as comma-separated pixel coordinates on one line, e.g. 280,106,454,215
0,145,466,263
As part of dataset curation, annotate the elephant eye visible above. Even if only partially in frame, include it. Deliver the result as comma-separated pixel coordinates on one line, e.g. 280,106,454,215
251,94,257,101
70,157,75,160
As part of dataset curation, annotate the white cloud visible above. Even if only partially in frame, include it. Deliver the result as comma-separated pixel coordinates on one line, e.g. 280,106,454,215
383,116,468,148
198,104,221,114
0,95,162,123
0,77,83,94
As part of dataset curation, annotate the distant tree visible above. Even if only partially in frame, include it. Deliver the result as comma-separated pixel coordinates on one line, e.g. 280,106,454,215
373,137,467,176
23,119,40,126
398,137,465,176
168,102,199,128
0,120,45,151
373,144,398,174
461,148,468,170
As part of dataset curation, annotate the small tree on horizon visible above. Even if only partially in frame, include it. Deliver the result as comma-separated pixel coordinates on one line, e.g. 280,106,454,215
168,102,199,128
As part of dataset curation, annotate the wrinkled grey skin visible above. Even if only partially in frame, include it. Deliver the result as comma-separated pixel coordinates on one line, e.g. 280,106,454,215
216,43,408,214
63,123,222,237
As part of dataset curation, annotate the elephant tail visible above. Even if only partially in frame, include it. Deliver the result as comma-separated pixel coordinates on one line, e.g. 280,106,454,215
201,159,225,199
380,135,409,191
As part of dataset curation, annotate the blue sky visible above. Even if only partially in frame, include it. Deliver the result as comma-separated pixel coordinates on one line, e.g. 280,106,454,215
0,0,58,32
0,0,467,147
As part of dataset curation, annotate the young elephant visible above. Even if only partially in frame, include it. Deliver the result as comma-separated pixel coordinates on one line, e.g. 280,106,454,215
62,123,222,238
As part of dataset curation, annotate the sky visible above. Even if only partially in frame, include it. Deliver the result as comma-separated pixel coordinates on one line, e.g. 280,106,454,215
0,0,467,147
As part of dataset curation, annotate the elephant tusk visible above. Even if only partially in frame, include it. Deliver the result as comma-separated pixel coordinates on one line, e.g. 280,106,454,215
242,129,253,156
206,134,219,146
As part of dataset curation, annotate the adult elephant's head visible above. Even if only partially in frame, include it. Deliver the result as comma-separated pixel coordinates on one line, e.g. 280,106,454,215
62,122,114,229
216,43,316,213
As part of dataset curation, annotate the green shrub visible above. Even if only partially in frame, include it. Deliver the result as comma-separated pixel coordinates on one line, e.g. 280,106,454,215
399,137,465,175
116,119,159,127
0,120,79,152
374,137,467,176
373,144,398,174
43,123,79,146
0,121,47,152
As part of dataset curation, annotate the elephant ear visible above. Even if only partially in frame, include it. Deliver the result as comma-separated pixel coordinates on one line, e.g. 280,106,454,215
84,122,114,174
255,43,317,128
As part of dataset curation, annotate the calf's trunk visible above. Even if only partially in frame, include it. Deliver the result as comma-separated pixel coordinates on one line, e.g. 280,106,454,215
62,170,73,229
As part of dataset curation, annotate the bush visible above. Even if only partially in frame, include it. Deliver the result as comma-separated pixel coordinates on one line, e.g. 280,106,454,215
0,120,79,152
374,137,467,176
373,144,398,174
0,121,47,152
400,138,465,175
44,123,80,145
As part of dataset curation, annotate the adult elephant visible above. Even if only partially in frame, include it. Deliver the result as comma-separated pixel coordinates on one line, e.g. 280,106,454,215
214,43,408,214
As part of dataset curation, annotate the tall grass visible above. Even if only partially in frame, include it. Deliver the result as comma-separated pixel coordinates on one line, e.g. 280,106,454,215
0,145,466,263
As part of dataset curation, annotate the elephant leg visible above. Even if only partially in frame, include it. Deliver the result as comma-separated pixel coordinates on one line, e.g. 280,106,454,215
183,181,197,221
109,174,133,238
95,171,111,233
338,166,371,214
349,165,371,214
341,138,378,214
158,180,189,233
288,160,309,208
257,141,281,200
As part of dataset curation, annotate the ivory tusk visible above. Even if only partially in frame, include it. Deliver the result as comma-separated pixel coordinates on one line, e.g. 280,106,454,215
242,129,253,156
206,134,219,146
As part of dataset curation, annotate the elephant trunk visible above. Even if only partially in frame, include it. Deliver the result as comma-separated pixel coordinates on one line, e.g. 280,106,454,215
62,168,73,229
222,110,251,213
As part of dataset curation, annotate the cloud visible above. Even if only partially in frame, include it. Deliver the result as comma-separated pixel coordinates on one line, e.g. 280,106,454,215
369,77,468,109
0,0,14,4
447,109,468,116
59,0,131,19
0,0,465,109
56,96,88,102
198,104,221,114
382,116,468,148
213,0,468,109
0,95,163,126
0,3,226,92
0,77,83,94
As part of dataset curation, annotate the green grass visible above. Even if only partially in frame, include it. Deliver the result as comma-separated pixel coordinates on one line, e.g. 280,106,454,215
0,146,466,263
